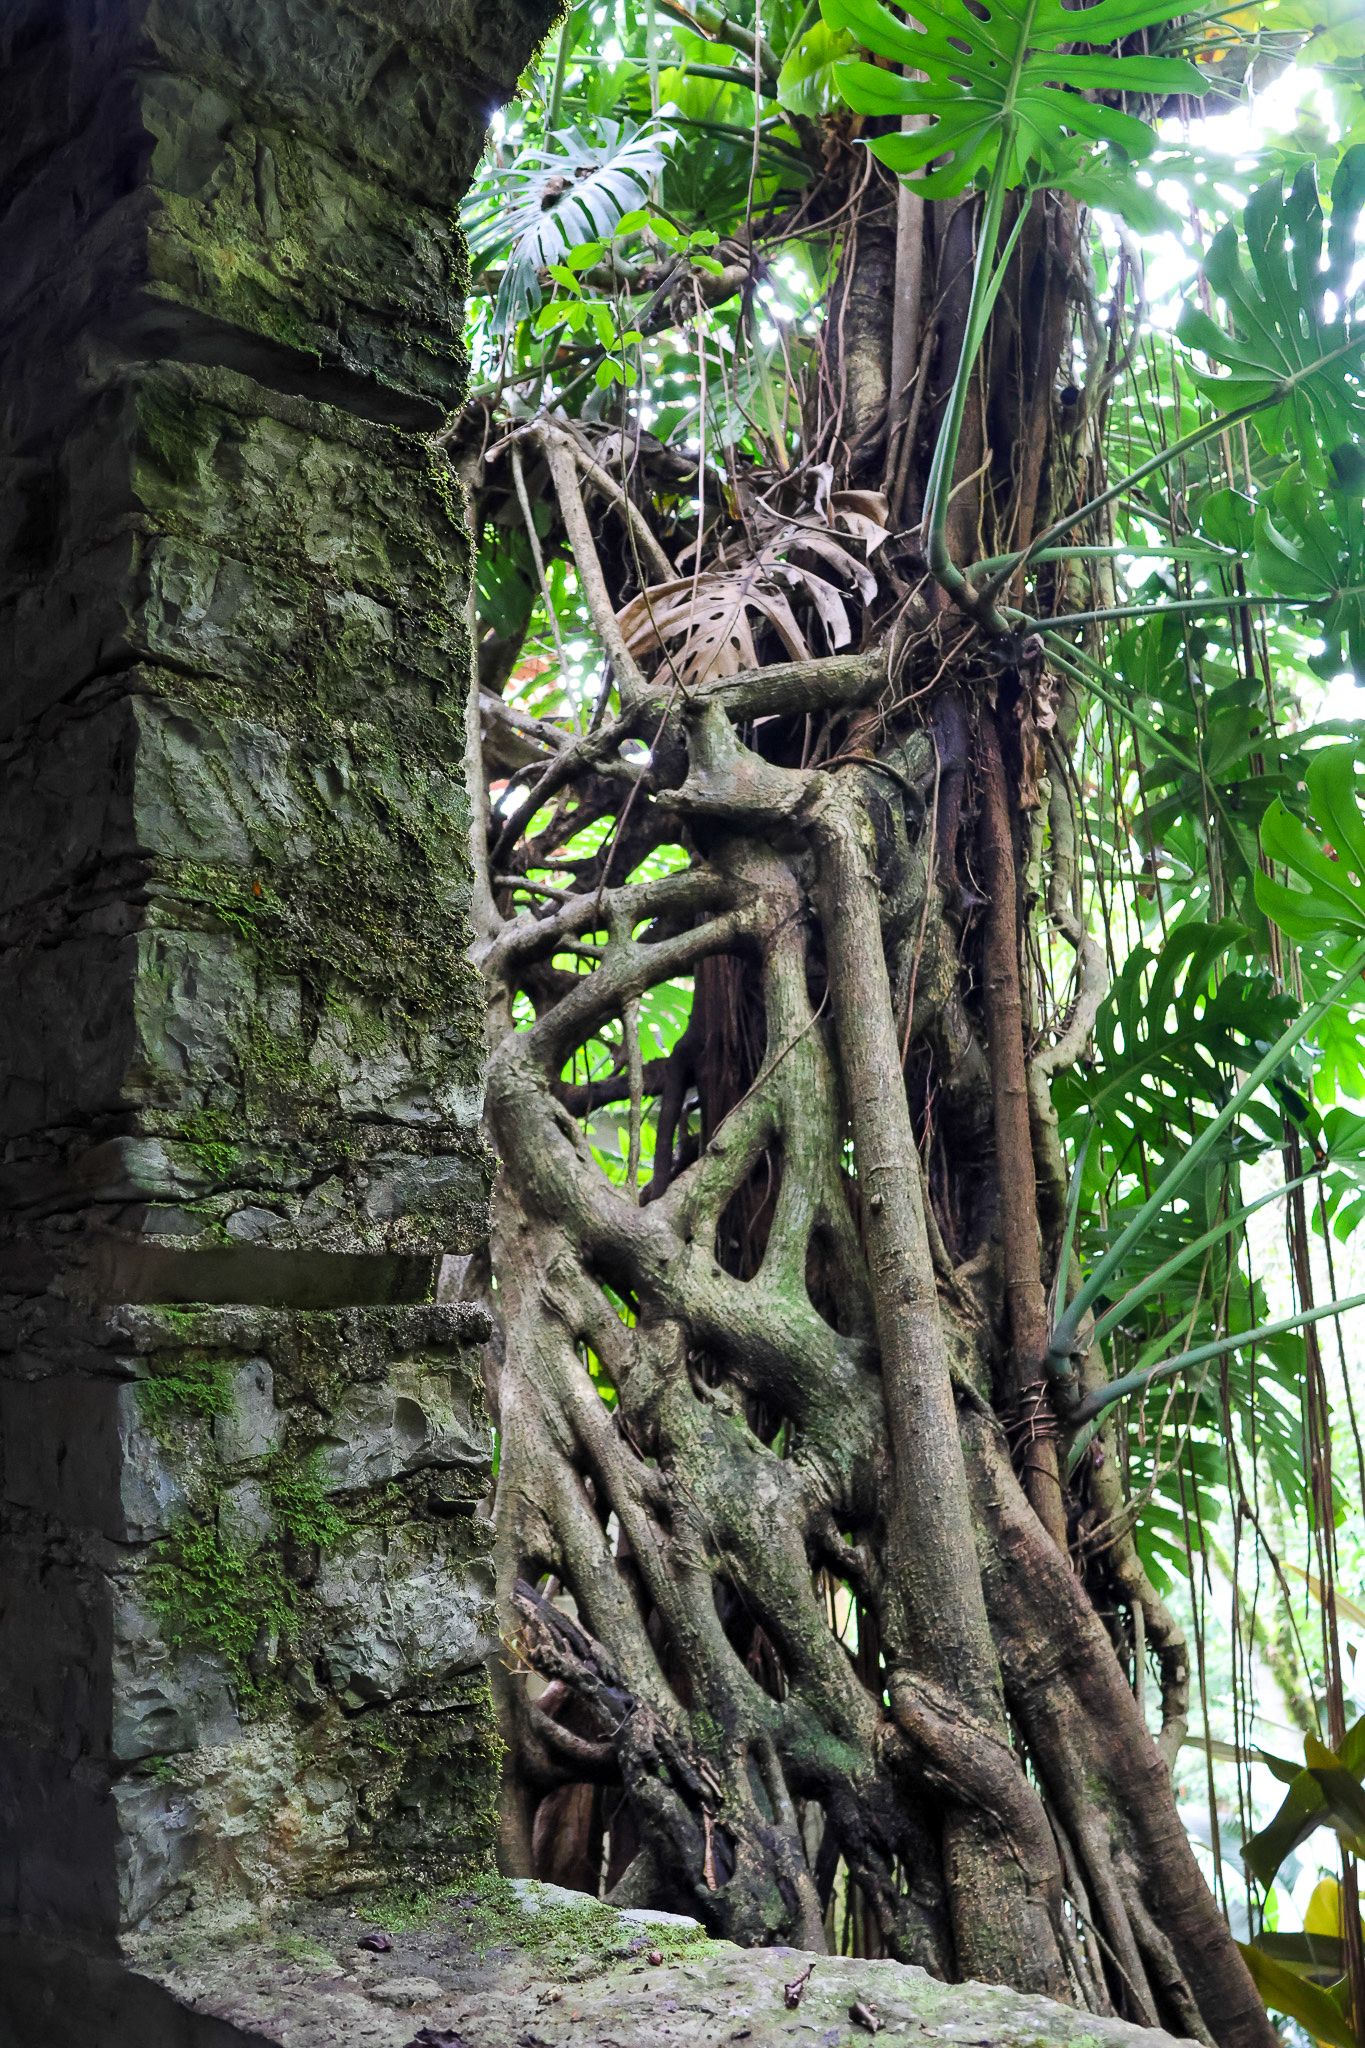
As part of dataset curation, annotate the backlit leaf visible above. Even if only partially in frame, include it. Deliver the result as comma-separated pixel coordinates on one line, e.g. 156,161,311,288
822,0,1204,198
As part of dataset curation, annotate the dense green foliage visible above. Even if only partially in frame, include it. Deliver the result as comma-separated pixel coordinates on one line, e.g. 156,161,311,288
458,0,1365,2033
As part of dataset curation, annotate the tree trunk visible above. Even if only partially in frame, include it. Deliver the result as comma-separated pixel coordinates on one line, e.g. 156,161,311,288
460,158,1276,2048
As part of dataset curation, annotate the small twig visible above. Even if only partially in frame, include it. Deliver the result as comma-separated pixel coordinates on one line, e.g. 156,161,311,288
541,422,675,585
541,432,653,713
702,1806,720,1890
510,441,573,687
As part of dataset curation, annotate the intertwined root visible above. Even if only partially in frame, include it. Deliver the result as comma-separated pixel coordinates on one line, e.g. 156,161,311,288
464,643,1265,2042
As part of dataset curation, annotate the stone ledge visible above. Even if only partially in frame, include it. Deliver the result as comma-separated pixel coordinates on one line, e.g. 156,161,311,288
0,1883,1200,2048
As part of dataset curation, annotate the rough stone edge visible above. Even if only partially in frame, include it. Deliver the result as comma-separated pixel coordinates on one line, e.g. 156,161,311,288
0,1885,1202,2048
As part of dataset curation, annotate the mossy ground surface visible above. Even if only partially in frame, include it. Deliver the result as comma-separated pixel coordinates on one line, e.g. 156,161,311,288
129,1883,1192,2048
368,1873,715,1972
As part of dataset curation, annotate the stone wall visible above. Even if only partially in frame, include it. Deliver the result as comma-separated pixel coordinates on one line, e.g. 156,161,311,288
0,0,554,1951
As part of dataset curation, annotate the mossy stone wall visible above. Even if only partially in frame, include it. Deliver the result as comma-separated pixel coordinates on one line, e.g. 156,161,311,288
0,0,555,1946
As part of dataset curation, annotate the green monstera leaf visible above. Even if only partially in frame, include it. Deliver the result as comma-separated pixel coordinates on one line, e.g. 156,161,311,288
776,20,856,116
1254,472,1365,680
464,118,675,328
820,0,1203,198
1177,149,1365,478
1057,922,1301,1170
1256,745,1365,948
1264,0,1365,63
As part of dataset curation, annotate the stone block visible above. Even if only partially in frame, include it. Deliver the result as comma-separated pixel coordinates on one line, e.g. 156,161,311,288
130,362,471,609
313,1518,493,1711
0,1297,496,1911
214,1358,283,1466
0,17,493,421
0,898,490,1257
141,0,553,201
0,370,471,740
316,1363,490,1494
110,1583,242,1764
111,1771,201,1928
219,1477,273,1553
140,72,468,414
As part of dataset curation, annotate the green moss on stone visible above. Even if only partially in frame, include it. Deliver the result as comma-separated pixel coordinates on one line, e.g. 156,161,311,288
160,707,480,1060
140,1339,473,1712
136,1353,235,1437
156,183,325,364
268,1453,347,1551
235,1015,332,1133
177,1106,244,1183
409,1679,502,1856
269,1930,337,1969
147,1516,293,1704
138,381,215,490
176,862,274,943
424,449,465,531
372,1873,714,1972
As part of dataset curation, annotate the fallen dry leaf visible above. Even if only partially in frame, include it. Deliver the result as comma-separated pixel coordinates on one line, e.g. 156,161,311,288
783,1962,815,2009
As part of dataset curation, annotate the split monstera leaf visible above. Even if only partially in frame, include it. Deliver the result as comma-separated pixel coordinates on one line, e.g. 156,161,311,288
1178,150,1365,479
821,0,1203,198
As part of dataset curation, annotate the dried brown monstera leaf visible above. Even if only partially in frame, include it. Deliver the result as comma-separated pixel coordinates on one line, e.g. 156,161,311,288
616,512,885,691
